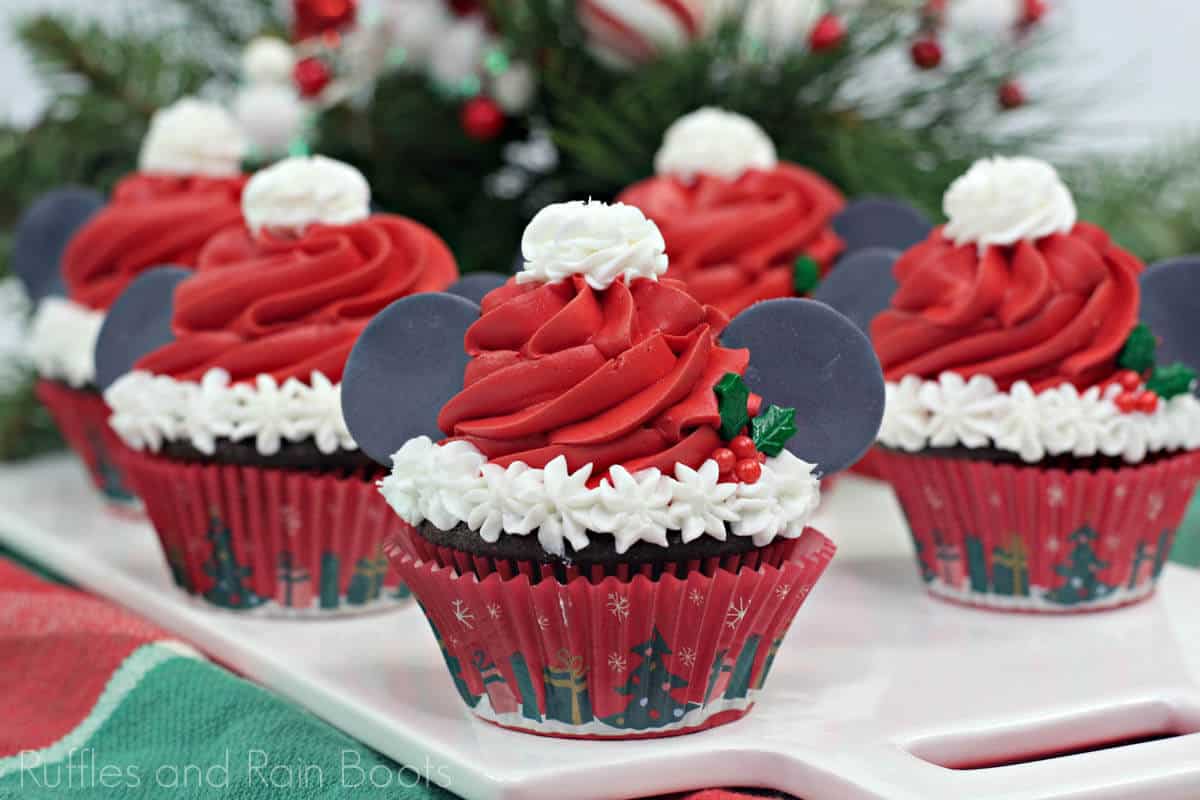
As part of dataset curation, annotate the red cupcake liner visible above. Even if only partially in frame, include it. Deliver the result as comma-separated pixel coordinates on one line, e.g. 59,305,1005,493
119,448,412,617
875,448,1200,613
387,527,835,738
848,446,888,482
36,379,139,509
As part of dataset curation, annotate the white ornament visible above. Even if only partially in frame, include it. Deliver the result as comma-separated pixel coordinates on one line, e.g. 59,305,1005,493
242,36,296,86
491,61,537,114
242,155,370,234
234,84,306,157
943,156,1077,252
518,200,669,290
26,297,104,388
654,107,778,182
945,0,1024,36
138,97,247,178
386,0,455,68
428,14,490,87
579,0,704,69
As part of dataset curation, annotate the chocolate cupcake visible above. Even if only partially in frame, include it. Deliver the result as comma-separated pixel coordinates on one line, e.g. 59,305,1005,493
817,156,1200,612
342,199,885,737
20,98,247,507
94,155,462,616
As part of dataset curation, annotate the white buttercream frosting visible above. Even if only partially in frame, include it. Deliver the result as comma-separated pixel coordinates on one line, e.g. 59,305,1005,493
138,98,247,178
242,155,371,234
378,438,821,555
654,107,778,181
105,368,355,456
942,156,1077,252
27,297,105,388
517,200,669,290
879,372,1200,464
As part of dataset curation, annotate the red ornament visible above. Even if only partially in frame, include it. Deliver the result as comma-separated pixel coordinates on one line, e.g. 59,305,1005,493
1117,370,1142,391
1136,391,1160,414
293,57,332,98
712,448,736,475
735,459,762,484
809,14,846,52
461,97,506,141
1022,0,1048,25
730,435,757,460
292,0,357,41
998,80,1025,110
910,38,943,70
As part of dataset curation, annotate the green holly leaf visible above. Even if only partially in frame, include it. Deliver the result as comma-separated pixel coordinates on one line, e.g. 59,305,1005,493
1146,363,1197,399
1118,323,1157,374
793,255,820,295
750,405,798,457
714,372,750,440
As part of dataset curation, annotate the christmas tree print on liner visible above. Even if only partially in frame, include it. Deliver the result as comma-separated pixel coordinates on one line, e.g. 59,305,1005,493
602,630,695,731
1045,525,1115,606
201,515,265,610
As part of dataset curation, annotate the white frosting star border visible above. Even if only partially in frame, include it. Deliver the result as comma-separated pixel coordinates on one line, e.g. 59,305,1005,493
379,437,822,556
105,368,356,457
879,372,1200,464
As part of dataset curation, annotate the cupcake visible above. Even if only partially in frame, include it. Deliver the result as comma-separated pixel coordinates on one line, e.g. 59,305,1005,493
616,107,848,317
342,200,885,736
821,156,1200,612
94,155,461,615
23,98,247,507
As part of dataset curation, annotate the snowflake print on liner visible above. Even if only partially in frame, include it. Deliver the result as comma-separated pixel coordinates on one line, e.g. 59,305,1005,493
1148,492,1165,521
924,485,944,510
1047,485,1065,508
535,613,550,631
607,653,627,673
725,597,750,629
452,598,475,630
607,592,631,620
678,647,697,668
486,602,502,620
775,584,791,600
688,589,705,606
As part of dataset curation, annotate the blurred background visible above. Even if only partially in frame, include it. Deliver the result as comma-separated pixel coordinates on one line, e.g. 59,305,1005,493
1,0,1199,461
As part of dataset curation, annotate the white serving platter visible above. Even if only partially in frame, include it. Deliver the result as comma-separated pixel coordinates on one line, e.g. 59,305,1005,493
3,454,1200,800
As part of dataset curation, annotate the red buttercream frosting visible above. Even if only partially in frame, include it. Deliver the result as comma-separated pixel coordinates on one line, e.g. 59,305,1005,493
134,216,459,384
438,275,760,476
616,165,846,317
870,221,1144,391
63,173,247,310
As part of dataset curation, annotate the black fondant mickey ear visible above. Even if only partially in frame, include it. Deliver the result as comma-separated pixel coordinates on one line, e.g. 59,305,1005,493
833,197,932,257
811,247,900,332
1139,256,1200,368
722,298,885,475
94,266,191,391
446,272,510,306
11,187,105,302
342,292,481,465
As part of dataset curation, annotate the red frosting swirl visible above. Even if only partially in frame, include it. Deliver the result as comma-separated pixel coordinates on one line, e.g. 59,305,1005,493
617,165,845,317
135,216,458,384
870,222,1144,391
438,276,759,476
63,173,247,310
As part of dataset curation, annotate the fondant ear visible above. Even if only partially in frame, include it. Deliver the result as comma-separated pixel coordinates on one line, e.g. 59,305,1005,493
11,187,105,302
722,298,885,475
1139,256,1200,368
94,266,191,391
833,197,931,257
342,293,481,465
811,247,899,332
446,272,510,305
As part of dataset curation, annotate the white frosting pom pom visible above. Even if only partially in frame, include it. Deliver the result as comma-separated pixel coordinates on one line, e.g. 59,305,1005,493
942,156,1077,252
234,84,306,157
517,200,669,290
654,107,778,182
241,36,296,86
138,98,247,178
242,155,370,234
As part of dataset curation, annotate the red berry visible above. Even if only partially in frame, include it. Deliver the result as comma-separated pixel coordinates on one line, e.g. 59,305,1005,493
809,14,846,52
293,57,332,98
712,447,736,474
460,96,506,141
1117,370,1142,391
735,459,762,484
998,80,1025,110
910,38,942,69
730,435,757,460
1115,391,1138,414
1136,391,1159,413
